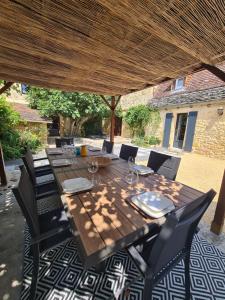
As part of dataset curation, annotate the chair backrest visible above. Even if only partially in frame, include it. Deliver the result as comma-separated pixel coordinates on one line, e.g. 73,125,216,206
12,166,40,238
149,189,216,275
119,144,138,161
55,137,74,148
22,148,37,185
102,140,114,153
147,150,181,180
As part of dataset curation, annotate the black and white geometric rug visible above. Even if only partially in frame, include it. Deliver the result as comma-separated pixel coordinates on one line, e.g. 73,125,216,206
21,212,225,299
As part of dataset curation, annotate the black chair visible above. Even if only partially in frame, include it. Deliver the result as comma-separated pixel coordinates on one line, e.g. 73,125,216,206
102,140,114,154
119,144,138,161
22,149,58,199
127,189,216,300
55,137,74,148
147,150,181,180
12,166,73,300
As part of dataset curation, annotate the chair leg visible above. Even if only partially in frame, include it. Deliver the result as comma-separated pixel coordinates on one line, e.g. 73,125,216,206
184,251,191,300
30,244,40,300
143,277,153,300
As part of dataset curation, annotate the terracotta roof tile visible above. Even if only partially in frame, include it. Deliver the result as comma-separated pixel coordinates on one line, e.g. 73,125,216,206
11,102,51,123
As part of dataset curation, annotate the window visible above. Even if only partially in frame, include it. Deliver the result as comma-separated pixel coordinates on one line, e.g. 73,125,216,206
172,78,185,91
21,83,28,94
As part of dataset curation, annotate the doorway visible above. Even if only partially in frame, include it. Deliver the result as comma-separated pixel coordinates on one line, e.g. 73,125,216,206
173,113,188,149
114,116,122,136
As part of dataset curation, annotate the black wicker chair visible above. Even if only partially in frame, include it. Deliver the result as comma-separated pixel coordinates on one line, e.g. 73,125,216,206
119,144,138,161
55,137,74,148
147,150,181,180
102,140,114,153
12,166,73,300
127,189,216,300
22,149,58,199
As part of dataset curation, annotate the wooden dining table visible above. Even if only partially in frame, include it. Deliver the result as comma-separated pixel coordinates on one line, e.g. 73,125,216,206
46,147,204,269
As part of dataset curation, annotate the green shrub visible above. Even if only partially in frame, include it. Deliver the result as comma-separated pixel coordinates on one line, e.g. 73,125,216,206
146,136,161,145
132,135,160,148
0,96,42,160
19,130,42,151
124,105,160,138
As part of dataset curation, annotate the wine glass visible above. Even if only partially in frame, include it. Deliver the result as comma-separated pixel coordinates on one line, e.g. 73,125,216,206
87,160,99,185
61,142,67,154
102,145,107,155
125,170,139,195
128,156,135,171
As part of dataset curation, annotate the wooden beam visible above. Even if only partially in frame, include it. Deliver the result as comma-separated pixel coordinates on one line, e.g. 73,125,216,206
110,96,116,143
202,64,225,82
0,81,13,95
211,170,225,235
100,95,112,110
0,144,7,186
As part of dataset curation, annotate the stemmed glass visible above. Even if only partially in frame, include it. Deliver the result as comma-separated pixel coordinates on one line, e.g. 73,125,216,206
125,170,139,195
87,160,99,185
128,156,135,171
102,145,107,155
61,142,67,154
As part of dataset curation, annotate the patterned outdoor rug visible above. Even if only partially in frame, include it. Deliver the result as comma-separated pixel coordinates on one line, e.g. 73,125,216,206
21,208,225,300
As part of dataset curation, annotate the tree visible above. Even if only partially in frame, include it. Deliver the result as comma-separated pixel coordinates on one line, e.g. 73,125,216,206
27,87,109,136
124,104,160,137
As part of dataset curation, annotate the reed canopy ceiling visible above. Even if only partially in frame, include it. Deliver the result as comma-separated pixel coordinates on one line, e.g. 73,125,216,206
1,0,225,95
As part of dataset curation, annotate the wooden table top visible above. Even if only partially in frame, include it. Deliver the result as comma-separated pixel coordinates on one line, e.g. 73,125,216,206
46,148,204,268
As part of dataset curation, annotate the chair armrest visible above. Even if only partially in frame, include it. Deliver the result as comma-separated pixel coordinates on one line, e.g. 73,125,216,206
35,180,55,187
35,168,53,177
33,156,48,161
31,226,70,245
36,190,58,200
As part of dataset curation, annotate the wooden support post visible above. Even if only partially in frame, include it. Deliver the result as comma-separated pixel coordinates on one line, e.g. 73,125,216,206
0,82,13,95
110,96,116,143
202,64,225,82
0,144,7,186
211,169,225,235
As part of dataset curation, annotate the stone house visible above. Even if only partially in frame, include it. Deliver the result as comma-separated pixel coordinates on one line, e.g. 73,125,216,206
7,85,51,144
120,63,225,160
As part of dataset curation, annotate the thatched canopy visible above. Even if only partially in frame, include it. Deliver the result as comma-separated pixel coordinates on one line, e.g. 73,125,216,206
0,0,225,95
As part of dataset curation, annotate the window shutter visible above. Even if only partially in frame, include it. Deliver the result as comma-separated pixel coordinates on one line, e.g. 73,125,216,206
183,111,198,152
162,113,173,148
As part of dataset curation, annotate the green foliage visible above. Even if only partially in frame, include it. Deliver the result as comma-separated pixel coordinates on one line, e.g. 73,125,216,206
27,87,109,119
132,135,161,148
0,96,41,160
19,130,42,151
83,117,103,136
124,104,160,137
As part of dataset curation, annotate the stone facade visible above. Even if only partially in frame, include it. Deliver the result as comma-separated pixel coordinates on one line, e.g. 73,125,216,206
120,63,225,159
159,102,225,159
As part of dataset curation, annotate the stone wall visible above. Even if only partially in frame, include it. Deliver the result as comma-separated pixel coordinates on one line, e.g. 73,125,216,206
17,122,48,144
159,102,225,159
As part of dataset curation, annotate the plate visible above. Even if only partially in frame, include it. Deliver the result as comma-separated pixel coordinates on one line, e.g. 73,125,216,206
88,147,101,152
131,165,154,175
103,153,119,160
131,191,175,218
62,177,93,194
52,159,71,167
48,148,63,155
